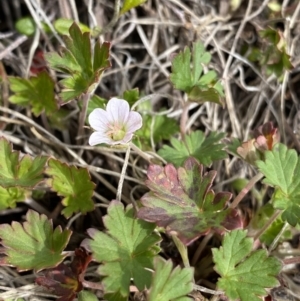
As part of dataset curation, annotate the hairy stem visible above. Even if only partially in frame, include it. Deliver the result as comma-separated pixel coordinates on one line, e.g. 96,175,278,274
253,209,282,241
229,172,264,209
77,92,91,142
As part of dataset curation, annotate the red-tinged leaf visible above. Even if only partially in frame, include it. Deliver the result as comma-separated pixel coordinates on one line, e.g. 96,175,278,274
36,247,92,301
137,157,233,245
0,210,71,271
30,50,47,74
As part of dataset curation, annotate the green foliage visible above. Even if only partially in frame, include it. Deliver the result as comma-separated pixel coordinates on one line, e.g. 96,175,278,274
120,0,147,15
158,130,227,167
54,18,90,35
82,201,161,298
147,257,194,301
170,41,224,105
212,229,281,301
15,17,36,36
46,159,95,218
0,210,71,271
78,291,98,301
256,143,300,226
247,27,292,80
0,138,47,188
136,114,179,148
45,22,111,102
9,71,57,116
250,203,291,246
0,186,27,210
138,157,233,245
122,88,140,106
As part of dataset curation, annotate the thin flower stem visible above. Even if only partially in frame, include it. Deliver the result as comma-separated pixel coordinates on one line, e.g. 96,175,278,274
229,172,264,209
116,144,131,202
172,234,190,268
269,221,289,253
253,209,282,241
77,92,91,142
99,0,121,34
180,101,190,140
191,233,213,266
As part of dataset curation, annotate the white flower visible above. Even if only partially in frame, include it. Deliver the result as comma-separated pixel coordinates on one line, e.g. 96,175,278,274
88,98,143,146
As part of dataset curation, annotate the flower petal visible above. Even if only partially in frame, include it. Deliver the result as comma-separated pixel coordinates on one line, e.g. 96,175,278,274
106,98,130,124
89,131,113,146
89,108,109,131
122,132,134,143
126,111,143,133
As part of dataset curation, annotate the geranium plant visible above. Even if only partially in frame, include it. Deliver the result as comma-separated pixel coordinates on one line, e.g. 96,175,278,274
0,2,298,300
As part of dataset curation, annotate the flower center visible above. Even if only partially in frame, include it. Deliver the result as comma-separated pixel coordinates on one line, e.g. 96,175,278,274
107,123,126,141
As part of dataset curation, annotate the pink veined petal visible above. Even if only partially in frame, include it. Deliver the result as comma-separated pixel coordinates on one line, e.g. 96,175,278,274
89,108,110,131
89,131,114,146
121,132,134,143
126,111,143,133
106,98,130,125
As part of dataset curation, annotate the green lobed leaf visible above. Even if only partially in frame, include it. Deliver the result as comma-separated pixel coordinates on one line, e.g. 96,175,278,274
137,157,233,245
82,201,161,298
0,138,48,188
169,41,224,105
45,22,111,102
147,257,194,301
256,143,300,226
9,71,57,116
0,210,71,271
120,0,147,15
0,186,27,210
46,158,95,218
158,131,227,167
212,229,281,301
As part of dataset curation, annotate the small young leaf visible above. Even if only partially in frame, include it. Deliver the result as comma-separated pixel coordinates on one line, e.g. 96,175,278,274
158,131,227,167
122,88,140,106
169,41,224,105
120,0,147,15
36,248,92,301
54,18,90,35
81,201,161,298
135,112,179,148
0,210,71,271
45,23,111,102
46,159,95,218
256,143,300,226
137,157,233,245
0,138,47,188
0,186,27,210
9,71,57,116
148,257,194,301
15,17,36,36
212,229,281,301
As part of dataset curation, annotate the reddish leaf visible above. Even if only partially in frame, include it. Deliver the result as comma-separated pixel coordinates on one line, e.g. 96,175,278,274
137,157,235,245
36,247,92,301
